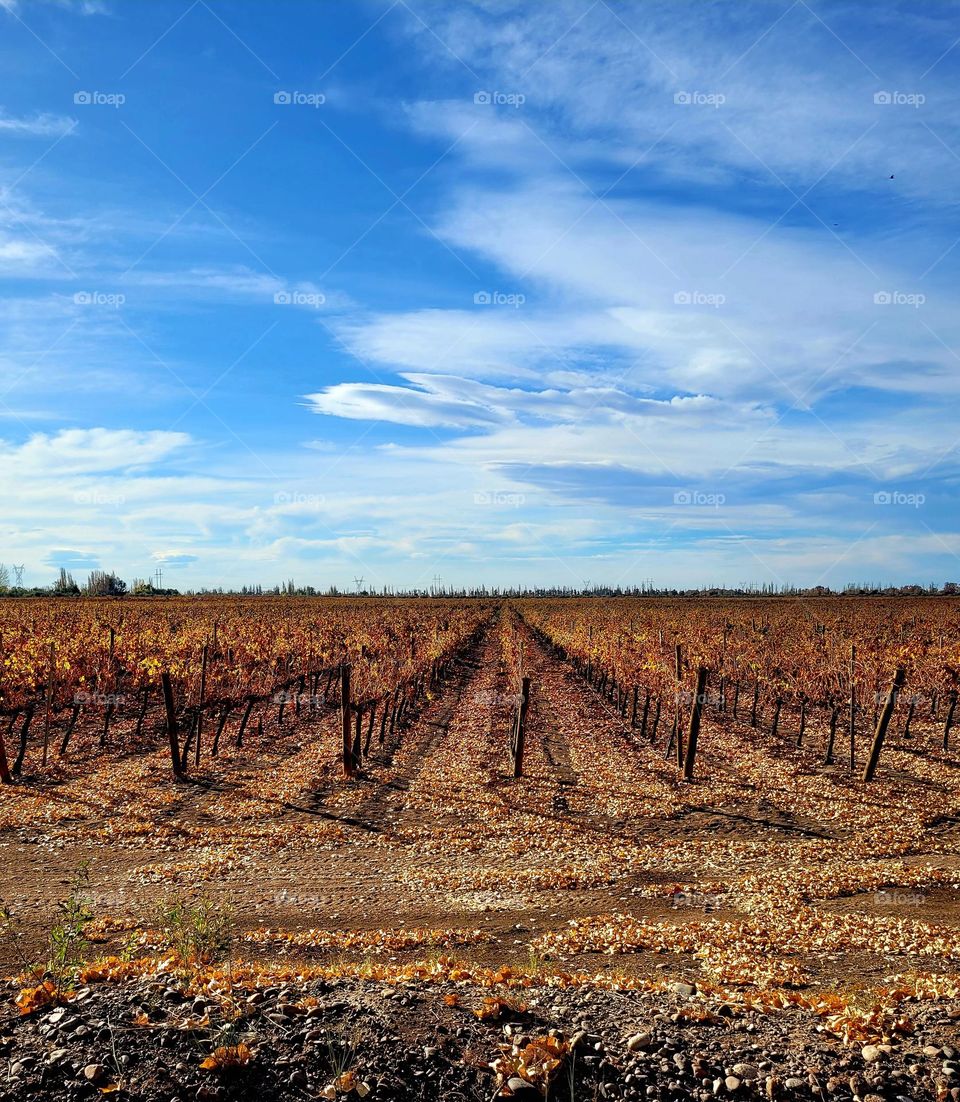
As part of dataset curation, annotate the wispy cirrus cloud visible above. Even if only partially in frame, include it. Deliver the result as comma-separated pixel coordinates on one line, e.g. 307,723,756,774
0,110,76,136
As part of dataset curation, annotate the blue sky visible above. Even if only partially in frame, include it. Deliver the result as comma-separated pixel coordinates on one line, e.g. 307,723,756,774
1,0,959,591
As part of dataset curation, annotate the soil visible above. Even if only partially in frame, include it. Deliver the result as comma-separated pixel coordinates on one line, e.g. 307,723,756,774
1,612,959,1100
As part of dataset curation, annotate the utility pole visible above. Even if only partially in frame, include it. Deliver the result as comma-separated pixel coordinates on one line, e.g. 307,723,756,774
13,565,24,588
154,567,163,590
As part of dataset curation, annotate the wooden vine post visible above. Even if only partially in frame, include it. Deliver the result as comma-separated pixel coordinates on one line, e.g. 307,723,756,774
161,672,183,777
512,677,531,778
862,667,905,782
682,666,709,781
341,663,354,776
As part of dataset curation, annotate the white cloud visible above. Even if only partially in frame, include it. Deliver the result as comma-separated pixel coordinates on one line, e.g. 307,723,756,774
0,111,76,136
0,236,57,268
330,177,960,413
2,0,110,13
305,379,510,428
4,427,192,475
397,1,960,203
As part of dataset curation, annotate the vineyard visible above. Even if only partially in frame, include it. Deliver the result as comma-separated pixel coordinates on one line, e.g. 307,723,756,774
0,596,959,1101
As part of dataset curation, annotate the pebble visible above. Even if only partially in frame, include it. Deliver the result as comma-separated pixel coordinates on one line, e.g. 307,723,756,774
725,1076,742,1092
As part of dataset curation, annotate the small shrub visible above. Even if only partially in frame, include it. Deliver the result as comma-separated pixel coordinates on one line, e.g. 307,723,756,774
157,895,234,966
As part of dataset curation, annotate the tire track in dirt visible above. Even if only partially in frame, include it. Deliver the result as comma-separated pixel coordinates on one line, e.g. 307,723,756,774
317,624,494,836
514,615,683,840
388,620,512,844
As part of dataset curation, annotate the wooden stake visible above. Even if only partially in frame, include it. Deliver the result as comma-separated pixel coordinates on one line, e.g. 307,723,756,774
513,677,531,778
862,667,905,782
683,667,709,781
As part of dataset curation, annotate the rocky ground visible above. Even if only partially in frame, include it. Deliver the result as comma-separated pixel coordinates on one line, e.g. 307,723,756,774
1,973,960,1101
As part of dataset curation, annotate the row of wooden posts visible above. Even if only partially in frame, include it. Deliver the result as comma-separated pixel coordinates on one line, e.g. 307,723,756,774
533,626,921,784
161,651,458,779
0,642,461,782
340,654,456,777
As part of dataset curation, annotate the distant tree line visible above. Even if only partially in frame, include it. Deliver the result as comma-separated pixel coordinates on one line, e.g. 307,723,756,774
0,563,958,599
